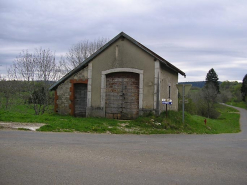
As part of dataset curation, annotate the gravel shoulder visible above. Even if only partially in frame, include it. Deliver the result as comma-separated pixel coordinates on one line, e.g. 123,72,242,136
0,122,45,131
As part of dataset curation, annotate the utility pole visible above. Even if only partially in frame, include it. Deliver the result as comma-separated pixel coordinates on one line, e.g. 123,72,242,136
176,84,192,124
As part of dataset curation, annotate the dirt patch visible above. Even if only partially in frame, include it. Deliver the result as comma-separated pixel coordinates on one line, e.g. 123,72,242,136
0,122,45,131
119,123,129,127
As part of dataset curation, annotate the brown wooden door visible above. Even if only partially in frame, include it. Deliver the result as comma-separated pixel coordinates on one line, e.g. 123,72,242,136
74,83,87,117
105,72,139,119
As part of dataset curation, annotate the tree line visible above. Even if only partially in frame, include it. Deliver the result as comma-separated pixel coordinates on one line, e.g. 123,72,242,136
180,68,247,118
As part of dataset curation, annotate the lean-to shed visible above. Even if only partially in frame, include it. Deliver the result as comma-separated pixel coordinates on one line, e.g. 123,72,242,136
50,32,186,119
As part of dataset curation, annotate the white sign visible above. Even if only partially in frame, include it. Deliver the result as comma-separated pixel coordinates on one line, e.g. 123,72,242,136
162,99,172,105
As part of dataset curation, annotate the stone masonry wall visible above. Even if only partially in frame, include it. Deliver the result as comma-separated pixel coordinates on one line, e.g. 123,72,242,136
56,66,88,115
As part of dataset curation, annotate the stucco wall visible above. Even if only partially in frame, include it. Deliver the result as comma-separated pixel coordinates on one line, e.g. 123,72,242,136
56,67,88,115
54,37,180,117
90,38,155,113
159,62,178,112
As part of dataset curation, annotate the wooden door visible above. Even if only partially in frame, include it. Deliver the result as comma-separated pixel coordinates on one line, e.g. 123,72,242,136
74,83,87,117
105,72,139,119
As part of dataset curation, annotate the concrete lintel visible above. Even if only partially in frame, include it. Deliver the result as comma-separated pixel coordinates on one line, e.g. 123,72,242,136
102,68,143,75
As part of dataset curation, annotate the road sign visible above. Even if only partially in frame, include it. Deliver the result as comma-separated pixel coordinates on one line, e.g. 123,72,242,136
162,99,172,105
176,84,192,96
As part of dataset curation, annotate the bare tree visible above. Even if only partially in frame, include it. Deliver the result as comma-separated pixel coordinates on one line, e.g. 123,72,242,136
6,47,59,115
29,48,58,114
34,48,58,82
9,48,61,82
11,50,36,81
61,38,108,72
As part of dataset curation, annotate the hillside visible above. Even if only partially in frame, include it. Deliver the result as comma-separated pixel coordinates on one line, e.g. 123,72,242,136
179,81,223,88
179,81,205,88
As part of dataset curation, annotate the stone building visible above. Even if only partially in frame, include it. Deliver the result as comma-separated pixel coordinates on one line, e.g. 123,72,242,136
49,32,186,119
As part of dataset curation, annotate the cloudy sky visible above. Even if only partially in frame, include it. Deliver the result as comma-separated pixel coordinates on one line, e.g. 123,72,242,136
0,0,246,82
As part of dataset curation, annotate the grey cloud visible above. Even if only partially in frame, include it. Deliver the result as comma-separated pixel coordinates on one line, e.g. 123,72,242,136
0,0,247,82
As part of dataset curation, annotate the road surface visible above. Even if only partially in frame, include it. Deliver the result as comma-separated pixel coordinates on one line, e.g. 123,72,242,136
0,105,247,185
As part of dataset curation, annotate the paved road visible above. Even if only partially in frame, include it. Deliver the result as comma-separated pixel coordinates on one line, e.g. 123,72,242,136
0,106,247,185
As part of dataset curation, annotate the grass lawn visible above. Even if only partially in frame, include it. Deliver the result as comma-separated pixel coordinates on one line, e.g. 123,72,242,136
0,104,241,134
226,101,247,110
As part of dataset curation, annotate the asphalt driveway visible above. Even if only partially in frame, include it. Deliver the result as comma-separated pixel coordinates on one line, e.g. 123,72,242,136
0,105,247,185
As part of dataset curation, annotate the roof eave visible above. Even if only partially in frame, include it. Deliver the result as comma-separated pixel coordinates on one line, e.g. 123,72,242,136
120,33,186,76
49,31,186,90
49,32,125,91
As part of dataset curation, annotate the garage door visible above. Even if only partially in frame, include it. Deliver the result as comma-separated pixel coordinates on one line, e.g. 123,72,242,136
105,72,139,119
74,83,87,117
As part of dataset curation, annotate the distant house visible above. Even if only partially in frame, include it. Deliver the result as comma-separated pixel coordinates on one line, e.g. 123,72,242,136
49,32,186,119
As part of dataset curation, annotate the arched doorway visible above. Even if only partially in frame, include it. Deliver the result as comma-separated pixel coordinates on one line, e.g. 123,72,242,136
105,72,139,119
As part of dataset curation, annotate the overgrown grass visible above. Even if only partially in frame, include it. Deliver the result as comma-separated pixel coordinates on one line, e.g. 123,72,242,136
0,104,241,134
126,104,240,134
189,104,240,134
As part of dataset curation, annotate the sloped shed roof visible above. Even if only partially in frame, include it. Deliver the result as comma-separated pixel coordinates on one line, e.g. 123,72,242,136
50,32,186,91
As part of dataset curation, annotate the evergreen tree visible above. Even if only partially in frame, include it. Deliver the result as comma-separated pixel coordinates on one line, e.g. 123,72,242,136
241,74,247,101
205,68,220,93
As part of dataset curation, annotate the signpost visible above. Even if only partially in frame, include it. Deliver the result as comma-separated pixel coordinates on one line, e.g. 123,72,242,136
162,99,172,118
176,84,192,124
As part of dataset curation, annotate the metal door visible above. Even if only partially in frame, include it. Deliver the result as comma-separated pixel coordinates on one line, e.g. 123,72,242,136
105,72,139,119
74,83,87,117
